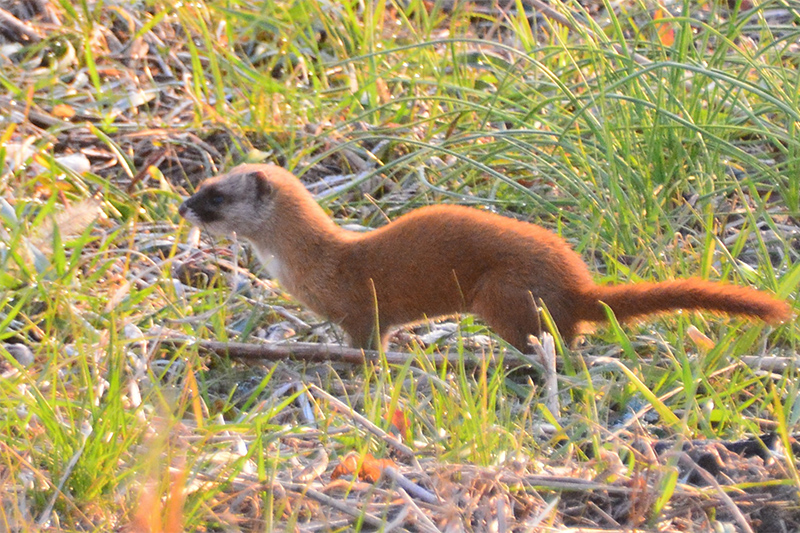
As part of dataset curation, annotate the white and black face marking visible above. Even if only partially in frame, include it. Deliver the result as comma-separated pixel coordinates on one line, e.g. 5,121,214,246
178,169,274,237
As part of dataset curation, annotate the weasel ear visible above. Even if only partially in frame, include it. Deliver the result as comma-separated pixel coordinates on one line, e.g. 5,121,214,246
252,171,273,199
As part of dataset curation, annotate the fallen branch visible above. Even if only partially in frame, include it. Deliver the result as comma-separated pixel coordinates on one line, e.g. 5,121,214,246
161,338,799,374
165,338,537,371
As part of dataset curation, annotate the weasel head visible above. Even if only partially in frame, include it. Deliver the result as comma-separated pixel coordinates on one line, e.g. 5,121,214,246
179,164,279,240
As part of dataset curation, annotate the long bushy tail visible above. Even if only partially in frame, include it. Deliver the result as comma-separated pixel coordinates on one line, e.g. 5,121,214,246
586,279,791,325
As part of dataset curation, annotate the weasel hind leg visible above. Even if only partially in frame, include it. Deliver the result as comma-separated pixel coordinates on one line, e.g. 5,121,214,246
471,280,580,351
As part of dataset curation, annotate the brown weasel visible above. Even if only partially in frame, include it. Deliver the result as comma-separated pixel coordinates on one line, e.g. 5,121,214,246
178,164,791,352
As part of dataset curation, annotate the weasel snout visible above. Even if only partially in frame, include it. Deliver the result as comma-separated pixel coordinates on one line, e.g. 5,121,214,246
177,200,198,225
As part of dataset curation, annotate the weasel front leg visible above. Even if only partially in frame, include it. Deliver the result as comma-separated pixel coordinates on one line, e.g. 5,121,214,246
340,314,384,351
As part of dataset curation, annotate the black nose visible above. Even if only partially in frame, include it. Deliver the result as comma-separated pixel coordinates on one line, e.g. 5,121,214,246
178,202,188,217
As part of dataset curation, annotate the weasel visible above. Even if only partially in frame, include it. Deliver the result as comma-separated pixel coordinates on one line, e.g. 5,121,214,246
178,164,791,352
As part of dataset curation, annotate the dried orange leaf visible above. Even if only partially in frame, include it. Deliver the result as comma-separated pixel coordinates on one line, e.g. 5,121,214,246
330,453,359,480
52,104,75,119
331,452,396,483
387,408,409,440
654,9,675,47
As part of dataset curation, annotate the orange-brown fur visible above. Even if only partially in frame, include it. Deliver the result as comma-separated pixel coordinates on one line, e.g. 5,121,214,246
179,164,791,352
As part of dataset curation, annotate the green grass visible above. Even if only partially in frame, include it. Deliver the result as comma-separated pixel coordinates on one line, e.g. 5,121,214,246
1,0,799,529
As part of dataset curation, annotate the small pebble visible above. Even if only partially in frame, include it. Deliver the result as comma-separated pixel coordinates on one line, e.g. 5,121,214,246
5,343,34,367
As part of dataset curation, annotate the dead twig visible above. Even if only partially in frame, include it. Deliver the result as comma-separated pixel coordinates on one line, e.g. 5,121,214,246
0,7,42,43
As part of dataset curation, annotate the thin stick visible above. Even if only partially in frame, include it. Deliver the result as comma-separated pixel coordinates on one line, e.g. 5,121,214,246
279,481,386,528
674,452,755,533
163,337,797,373
0,7,42,43
308,384,416,459
394,485,442,533
383,466,439,504
166,338,536,371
